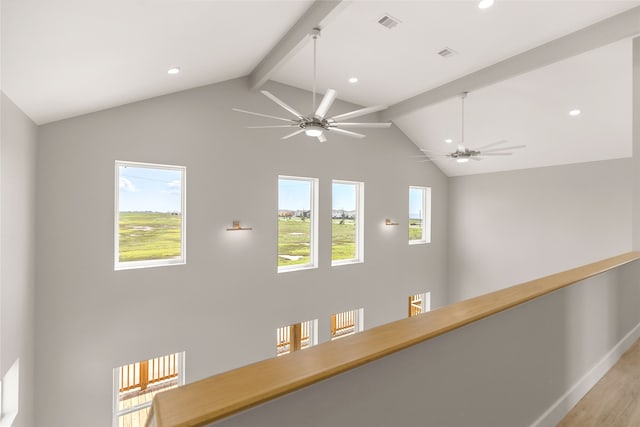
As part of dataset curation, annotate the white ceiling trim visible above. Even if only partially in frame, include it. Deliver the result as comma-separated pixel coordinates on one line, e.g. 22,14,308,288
249,0,348,90
383,5,640,121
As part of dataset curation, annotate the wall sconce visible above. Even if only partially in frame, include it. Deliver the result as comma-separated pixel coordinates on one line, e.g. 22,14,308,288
227,221,252,231
385,219,399,226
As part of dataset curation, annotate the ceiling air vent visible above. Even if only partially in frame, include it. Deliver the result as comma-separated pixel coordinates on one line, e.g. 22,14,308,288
378,14,401,29
437,47,458,58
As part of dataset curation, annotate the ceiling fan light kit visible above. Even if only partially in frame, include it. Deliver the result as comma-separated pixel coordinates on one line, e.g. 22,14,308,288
233,27,391,142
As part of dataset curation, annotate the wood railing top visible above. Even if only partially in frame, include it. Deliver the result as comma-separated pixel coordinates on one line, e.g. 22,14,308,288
148,252,640,427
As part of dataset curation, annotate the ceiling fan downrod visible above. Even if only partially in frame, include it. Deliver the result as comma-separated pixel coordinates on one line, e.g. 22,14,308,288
311,27,321,112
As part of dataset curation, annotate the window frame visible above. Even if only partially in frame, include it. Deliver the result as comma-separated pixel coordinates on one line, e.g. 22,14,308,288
276,319,318,356
330,308,364,340
408,186,431,245
277,175,319,273
112,352,185,427
114,161,186,271
331,180,364,266
408,292,432,317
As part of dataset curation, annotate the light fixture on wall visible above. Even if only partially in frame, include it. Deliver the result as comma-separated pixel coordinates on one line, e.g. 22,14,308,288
227,221,252,231
385,219,399,226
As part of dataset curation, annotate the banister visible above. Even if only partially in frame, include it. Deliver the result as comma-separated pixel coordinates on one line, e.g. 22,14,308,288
146,251,640,427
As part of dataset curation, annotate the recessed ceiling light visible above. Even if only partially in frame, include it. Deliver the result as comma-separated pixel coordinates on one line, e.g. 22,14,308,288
348,77,359,84
569,109,581,116
457,158,470,163
167,67,181,75
445,138,453,144
478,0,495,9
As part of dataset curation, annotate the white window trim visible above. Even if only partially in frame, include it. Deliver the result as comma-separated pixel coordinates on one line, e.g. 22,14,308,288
112,352,185,427
277,175,319,273
330,308,364,341
409,186,431,245
0,359,19,427
331,180,364,267
114,161,187,271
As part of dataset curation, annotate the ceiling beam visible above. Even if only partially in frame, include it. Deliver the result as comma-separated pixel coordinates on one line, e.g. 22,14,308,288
383,5,640,121
248,0,348,91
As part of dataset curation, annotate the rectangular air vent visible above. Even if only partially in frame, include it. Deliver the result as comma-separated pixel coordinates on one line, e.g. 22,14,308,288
437,47,458,58
378,14,401,29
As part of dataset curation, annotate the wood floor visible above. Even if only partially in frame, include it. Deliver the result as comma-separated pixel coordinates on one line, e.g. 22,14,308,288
557,338,640,427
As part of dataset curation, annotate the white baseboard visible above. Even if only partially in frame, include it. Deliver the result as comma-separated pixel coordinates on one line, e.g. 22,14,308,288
531,322,640,427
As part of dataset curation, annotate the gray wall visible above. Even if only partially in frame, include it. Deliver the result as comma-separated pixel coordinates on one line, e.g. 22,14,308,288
212,260,640,427
1,92,37,427
448,159,632,303
35,78,448,427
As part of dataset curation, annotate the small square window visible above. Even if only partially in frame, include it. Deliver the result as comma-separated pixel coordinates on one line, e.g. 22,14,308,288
330,308,364,340
408,292,431,317
113,352,185,427
276,320,318,356
115,161,186,270
409,186,431,244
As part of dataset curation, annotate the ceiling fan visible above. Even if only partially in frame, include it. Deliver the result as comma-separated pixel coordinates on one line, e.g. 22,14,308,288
418,92,525,163
233,28,391,143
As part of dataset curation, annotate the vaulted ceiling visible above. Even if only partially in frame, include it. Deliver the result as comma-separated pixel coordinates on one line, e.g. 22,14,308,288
2,0,639,176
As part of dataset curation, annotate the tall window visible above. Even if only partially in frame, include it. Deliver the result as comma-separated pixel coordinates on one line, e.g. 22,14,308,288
278,176,318,272
332,181,364,265
276,320,318,356
408,292,431,317
331,308,364,340
113,352,185,427
115,161,186,270
409,186,431,244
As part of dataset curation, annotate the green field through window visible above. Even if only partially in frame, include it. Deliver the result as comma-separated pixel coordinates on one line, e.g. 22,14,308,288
278,177,313,268
117,163,184,267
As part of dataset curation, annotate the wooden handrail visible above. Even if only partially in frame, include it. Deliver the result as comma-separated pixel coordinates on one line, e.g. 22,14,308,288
147,252,640,427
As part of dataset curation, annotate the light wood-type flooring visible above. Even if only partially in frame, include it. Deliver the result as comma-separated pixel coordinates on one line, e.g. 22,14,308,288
557,338,640,426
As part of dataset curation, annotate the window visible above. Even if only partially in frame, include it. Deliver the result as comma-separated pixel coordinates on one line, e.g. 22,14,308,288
276,320,318,356
113,352,184,427
331,308,364,340
1,358,20,426
409,186,431,244
278,176,318,272
408,292,431,317
115,161,186,270
332,181,364,265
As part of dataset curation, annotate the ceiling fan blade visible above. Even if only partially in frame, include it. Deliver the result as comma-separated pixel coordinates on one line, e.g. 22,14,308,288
317,133,327,143
331,122,391,128
327,127,366,139
232,108,297,123
473,139,508,151
480,152,513,156
328,104,388,122
315,89,337,118
482,145,526,153
246,124,300,129
281,129,305,140
260,91,305,119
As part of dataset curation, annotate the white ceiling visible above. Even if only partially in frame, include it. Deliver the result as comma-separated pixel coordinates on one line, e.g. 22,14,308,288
0,0,313,124
395,38,633,176
2,0,639,176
